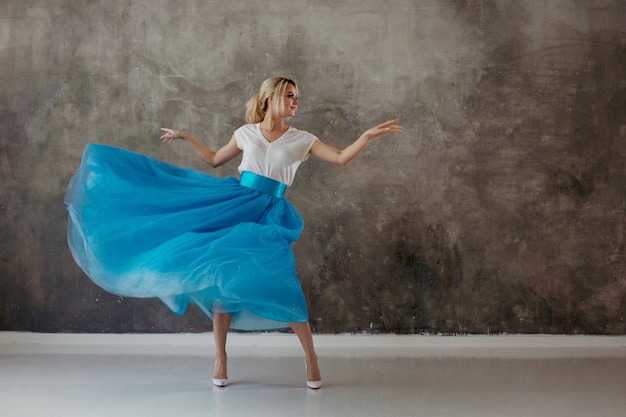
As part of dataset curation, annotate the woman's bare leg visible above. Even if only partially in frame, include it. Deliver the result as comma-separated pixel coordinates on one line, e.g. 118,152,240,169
289,322,322,383
212,312,232,381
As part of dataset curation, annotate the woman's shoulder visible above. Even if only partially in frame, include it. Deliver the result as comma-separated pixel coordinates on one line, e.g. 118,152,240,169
286,126,317,141
235,123,259,134
234,123,260,140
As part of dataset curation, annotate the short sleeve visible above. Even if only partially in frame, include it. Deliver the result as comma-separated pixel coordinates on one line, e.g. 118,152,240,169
233,126,246,150
301,136,318,161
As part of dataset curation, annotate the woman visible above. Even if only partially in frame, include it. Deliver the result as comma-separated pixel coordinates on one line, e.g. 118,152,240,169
65,76,401,389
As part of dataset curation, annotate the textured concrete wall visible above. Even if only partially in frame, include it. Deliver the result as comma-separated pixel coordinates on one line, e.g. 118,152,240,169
1,0,624,334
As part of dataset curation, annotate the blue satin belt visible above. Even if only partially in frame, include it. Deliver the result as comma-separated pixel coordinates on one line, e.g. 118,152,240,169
239,171,287,199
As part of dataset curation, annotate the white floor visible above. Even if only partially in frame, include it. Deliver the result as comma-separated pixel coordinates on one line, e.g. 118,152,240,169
1,333,625,417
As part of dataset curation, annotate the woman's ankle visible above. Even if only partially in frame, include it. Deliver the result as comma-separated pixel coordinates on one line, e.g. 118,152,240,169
213,356,228,379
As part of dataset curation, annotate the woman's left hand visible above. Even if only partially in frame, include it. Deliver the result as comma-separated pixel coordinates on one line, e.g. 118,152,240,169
363,119,402,139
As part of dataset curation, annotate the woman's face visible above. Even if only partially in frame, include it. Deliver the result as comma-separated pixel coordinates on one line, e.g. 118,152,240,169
282,84,298,118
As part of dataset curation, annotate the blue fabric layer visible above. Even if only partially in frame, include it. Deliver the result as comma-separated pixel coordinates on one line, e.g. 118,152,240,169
64,144,309,331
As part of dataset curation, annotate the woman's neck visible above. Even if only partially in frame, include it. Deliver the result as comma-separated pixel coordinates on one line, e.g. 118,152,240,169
260,115,288,132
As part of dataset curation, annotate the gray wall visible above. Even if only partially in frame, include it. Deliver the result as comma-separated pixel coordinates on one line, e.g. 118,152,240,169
1,0,624,334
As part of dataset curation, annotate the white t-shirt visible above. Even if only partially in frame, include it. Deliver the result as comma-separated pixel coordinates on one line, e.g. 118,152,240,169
234,123,318,186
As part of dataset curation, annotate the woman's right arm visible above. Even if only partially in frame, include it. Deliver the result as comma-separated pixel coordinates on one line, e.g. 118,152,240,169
160,128,241,168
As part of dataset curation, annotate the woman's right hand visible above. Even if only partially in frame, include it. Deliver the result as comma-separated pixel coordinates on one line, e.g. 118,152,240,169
160,128,185,143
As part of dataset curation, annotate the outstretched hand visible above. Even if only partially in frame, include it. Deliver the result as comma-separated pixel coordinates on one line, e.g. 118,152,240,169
364,119,402,140
160,128,185,143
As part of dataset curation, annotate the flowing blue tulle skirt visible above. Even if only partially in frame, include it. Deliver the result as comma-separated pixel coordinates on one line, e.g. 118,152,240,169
64,144,309,331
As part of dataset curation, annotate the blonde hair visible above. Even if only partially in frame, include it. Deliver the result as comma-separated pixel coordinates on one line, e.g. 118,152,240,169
245,77,298,123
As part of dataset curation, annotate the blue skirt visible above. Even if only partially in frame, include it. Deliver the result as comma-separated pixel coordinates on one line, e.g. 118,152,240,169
64,144,309,331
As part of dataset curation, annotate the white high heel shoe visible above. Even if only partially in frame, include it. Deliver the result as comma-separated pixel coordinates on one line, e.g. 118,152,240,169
306,379,322,389
213,359,228,387
212,378,228,388
306,361,322,389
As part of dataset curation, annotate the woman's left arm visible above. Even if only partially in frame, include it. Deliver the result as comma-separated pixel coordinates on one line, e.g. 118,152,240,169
309,119,402,166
